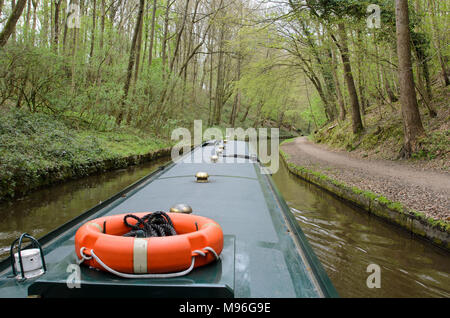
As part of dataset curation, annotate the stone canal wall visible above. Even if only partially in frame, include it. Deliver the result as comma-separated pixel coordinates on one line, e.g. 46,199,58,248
0,147,172,202
280,149,450,251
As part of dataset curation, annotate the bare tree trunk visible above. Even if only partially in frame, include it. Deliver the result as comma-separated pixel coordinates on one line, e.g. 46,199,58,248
214,24,225,125
116,0,146,126
230,49,241,127
53,0,62,52
0,0,27,47
99,0,105,50
240,104,251,123
161,0,171,80
380,43,398,105
169,0,190,74
41,0,50,46
24,0,31,43
412,0,434,111
148,0,157,66
335,23,363,134
131,5,144,100
62,0,69,53
181,0,200,110
428,0,449,86
305,75,318,130
396,0,425,158
50,0,54,43
71,16,79,92
11,0,16,42
253,100,264,128
230,65,241,127
330,40,346,121
157,0,190,114
134,8,144,83
230,2,243,127
89,0,97,60
355,29,367,116
30,0,38,46
208,24,214,126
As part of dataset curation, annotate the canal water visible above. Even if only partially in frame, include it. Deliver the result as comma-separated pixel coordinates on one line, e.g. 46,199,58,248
0,157,170,259
272,159,450,298
0,156,449,297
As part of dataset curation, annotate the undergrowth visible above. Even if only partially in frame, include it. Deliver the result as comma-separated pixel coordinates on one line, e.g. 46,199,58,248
312,85,449,169
0,109,172,199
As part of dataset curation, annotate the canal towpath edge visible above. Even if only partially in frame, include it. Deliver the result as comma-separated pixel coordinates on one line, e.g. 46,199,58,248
280,137,450,250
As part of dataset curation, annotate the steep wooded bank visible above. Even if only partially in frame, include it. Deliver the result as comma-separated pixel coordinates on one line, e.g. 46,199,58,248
281,0,448,160
313,83,449,171
0,109,172,201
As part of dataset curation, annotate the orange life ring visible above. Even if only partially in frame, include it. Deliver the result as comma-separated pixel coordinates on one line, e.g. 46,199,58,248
74,212,223,276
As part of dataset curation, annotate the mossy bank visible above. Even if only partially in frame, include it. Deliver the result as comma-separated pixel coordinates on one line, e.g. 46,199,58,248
0,109,173,202
279,147,450,251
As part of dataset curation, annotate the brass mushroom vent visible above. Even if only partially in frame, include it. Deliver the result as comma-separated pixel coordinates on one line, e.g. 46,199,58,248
195,172,209,183
170,203,193,214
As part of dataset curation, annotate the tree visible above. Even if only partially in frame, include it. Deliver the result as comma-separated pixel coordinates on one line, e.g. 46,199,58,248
0,0,28,47
147,0,158,66
428,0,449,86
395,0,425,158
0,0,446,143
116,0,146,126
53,0,62,52
335,23,363,134
89,0,97,60
287,0,364,133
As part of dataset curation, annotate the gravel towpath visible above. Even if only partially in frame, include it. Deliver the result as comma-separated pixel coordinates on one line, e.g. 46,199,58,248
281,137,450,221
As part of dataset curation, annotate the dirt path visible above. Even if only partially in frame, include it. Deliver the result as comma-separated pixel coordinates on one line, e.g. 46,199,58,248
281,137,450,220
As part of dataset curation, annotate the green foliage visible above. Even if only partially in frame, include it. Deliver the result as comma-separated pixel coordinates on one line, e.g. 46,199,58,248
300,93,328,129
296,0,372,20
0,46,68,112
0,109,171,199
0,0,448,192
414,131,450,160
314,80,449,164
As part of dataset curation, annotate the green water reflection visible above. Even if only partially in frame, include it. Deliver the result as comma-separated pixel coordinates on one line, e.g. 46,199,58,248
0,157,170,259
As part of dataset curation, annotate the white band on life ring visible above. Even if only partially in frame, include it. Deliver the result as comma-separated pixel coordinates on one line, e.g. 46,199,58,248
133,238,148,274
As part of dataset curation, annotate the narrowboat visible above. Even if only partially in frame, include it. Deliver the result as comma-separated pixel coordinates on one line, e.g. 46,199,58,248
0,140,338,298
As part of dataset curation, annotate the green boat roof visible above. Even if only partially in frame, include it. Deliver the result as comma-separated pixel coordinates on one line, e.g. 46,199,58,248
0,141,338,298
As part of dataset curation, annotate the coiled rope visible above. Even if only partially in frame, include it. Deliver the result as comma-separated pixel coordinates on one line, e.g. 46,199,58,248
123,211,177,238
